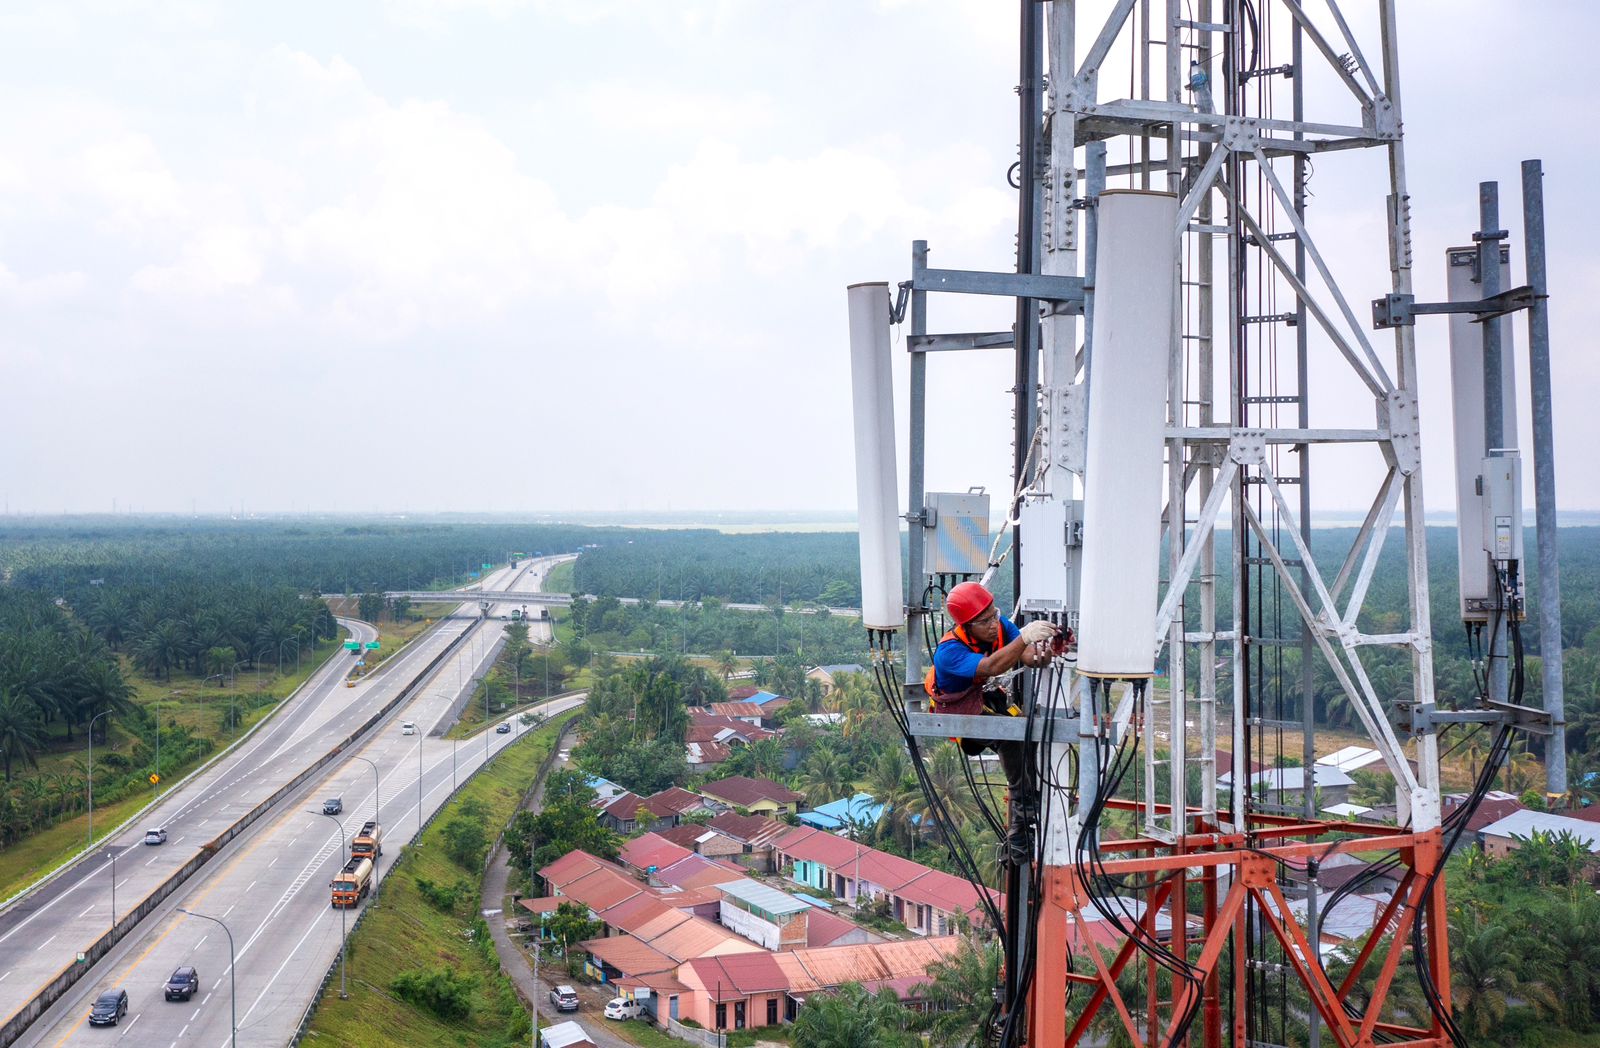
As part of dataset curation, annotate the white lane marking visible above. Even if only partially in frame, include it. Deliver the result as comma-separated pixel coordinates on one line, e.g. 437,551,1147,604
212,979,223,991
0,856,114,946
221,904,234,919
35,934,56,952
0,622,473,980
125,1013,140,1030
78,904,95,918
203,992,213,1004
196,933,208,950
175,836,185,844
179,1023,190,1037
145,855,160,866
247,881,257,893
192,1006,202,1020
0,971,9,982
117,877,130,888
235,884,341,1031
268,856,278,868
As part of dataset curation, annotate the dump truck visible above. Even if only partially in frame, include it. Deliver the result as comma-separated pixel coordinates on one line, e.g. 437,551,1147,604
330,856,373,908
351,820,383,860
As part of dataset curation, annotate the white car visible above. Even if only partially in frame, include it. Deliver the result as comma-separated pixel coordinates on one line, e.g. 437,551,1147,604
604,997,643,1021
401,722,417,736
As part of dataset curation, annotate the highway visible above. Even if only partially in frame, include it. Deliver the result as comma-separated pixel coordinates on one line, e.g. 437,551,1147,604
3,557,576,1047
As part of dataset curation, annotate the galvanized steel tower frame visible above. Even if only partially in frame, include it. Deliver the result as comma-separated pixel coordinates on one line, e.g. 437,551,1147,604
874,2,1563,1044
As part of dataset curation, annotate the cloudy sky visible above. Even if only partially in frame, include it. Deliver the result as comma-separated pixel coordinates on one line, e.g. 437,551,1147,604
0,1,1593,516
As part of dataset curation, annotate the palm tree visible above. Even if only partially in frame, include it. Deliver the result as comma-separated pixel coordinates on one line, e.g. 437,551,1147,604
792,983,917,1048
907,742,982,831
716,650,738,681
1528,889,1600,1031
134,621,184,680
914,932,1002,1046
797,744,851,807
1449,908,1555,1039
0,690,46,783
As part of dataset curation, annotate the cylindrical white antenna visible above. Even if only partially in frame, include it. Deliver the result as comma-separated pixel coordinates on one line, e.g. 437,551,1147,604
847,281,904,631
1076,190,1178,678
1445,245,1519,621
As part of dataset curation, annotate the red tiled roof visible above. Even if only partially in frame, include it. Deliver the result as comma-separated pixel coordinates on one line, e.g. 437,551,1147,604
642,787,710,817
678,937,964,998
1445,791,1526,834
620,832,695,873
657,824,719,850
581,935,676,977
596,893,674,931
777,826,870,868
618,972,689,994
805,908,871,948
657,854,747,890
517,896,565,916
708,812,788,847
651,916,763,962
558,866,646,912
541,850,616,888
707,702,768,719
846,849,926,892
892,869,1002,917
601,792,646,820
1566,805,1600,824
701,776,805,809
688,713,776,740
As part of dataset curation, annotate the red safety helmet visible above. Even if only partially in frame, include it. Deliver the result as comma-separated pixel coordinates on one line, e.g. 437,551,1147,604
945,582,994,626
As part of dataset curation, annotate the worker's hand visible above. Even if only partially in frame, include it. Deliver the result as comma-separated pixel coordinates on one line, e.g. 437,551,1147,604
1019,620,1058,646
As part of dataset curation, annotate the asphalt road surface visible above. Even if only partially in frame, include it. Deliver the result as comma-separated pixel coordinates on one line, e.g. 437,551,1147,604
3,558,571,1047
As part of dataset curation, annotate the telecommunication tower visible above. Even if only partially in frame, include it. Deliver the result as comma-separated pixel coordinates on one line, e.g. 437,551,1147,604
847,2,1563,1045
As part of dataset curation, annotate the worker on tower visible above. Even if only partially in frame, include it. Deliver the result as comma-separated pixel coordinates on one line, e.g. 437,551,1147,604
927,582,1060,742
927,581,1061,853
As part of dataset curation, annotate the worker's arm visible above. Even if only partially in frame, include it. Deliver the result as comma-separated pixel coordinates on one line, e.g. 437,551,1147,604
975,618,1055,677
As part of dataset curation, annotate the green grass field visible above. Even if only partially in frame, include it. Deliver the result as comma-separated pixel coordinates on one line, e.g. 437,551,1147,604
0,612,455,903
0,638,340,901
302,710,578,1048
543,559,575,593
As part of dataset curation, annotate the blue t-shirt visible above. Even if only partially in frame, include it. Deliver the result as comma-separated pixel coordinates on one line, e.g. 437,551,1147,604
932,617,1020,694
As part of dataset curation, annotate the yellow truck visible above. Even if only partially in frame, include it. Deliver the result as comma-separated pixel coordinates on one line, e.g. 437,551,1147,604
330,856,373,908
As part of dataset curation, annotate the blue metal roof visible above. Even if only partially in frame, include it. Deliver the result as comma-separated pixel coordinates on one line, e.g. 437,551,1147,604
797,793,882,830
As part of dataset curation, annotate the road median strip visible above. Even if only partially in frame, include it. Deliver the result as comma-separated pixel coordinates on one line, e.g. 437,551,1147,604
0,616,486,1047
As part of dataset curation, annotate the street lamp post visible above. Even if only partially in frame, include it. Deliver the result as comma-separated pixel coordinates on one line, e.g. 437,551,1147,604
87,710,114,849
178,908,236,1048
152,699,162,795
108,848,117,929
485,676,492,760
278,637,300,678
312,810,350,999
349,755,380,900
531,909,545,1048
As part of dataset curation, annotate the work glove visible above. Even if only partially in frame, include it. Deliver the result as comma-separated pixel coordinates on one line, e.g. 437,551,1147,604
1019,620,1058,646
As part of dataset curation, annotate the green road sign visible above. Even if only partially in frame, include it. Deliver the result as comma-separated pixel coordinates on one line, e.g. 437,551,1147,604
343,641,360,650
481,563,492,571
365,641,380,650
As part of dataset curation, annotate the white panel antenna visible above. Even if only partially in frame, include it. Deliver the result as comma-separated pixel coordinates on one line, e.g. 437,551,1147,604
846,282,905,631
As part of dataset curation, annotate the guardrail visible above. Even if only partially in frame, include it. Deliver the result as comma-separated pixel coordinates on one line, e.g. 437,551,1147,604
288,708,582,1046
0,618,372,921
0,619,484,1047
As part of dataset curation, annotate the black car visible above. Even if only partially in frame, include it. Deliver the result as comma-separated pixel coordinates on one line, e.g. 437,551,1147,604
164,966,199,1002
322,797,343,815
495,722,511,734
88,988,128,1026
